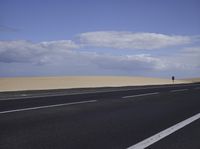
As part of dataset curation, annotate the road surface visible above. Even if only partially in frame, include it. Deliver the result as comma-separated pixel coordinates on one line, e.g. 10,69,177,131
0,83,200,149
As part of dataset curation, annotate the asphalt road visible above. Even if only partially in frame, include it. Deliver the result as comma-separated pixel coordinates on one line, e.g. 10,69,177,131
0,83,200,149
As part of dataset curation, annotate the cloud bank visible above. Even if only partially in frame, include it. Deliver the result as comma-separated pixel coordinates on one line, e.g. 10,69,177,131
0,31,199,77
0,40,78,64
79,31,192,50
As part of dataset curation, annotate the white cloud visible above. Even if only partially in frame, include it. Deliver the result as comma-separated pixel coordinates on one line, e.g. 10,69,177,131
182,46,200,54
40,40,79,51
179,46,200,69
153,46,200,73
0,33,199,77
0,39,167,76
78,31,193,50
89,54,166,71
0,40,79,63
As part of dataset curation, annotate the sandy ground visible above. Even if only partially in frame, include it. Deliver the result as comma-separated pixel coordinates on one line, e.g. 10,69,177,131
181,78,200,83
0,76,192,92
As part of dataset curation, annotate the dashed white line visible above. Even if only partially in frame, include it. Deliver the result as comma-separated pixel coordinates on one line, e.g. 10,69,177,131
127,112,200,149
170,89,188,92
0,100,97,114
122,92,159,99
21,94,27,96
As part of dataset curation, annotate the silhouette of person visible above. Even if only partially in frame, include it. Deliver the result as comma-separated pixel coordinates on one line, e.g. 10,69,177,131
172,76,175,83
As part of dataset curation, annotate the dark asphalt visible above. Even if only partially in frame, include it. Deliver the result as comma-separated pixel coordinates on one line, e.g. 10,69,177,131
0,83,200,149
147,119,200,149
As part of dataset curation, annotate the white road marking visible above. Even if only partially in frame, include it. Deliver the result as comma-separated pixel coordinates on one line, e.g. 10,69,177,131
0,100,97,114
170,89,188,92
122,92,159,99
127,112,200,149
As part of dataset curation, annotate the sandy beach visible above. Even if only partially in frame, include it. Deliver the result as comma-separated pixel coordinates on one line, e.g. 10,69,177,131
0,76,192,92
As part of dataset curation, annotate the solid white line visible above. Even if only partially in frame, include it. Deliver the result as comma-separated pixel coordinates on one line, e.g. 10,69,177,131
170,89,188,92
127,112,200,149
122,92,159,99
0,100,97,114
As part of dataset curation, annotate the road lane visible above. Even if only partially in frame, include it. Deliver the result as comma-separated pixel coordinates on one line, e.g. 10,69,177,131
127,113,200,149
170,89,188,92
0,83,199,112
1,83,199,100
122,92,159,99
0,83,199,149
0,100,97,114
147,119,200,149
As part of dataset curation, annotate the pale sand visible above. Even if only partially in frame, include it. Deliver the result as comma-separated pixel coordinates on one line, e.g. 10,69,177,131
0,76,192,92
181,78,200,83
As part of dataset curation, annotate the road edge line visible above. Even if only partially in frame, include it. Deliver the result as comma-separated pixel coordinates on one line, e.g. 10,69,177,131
127,112,200,149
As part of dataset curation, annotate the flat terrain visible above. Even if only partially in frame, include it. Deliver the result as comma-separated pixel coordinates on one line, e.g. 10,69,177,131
0,76,190,92
182,78,200,83
0,83,200,149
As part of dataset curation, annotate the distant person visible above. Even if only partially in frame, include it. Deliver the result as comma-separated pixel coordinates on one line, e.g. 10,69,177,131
172,76,175,83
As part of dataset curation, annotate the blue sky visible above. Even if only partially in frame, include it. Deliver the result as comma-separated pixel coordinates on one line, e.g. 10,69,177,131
0,0,200,78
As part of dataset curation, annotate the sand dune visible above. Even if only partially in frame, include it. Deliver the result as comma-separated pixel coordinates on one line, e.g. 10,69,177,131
0,76,192,92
